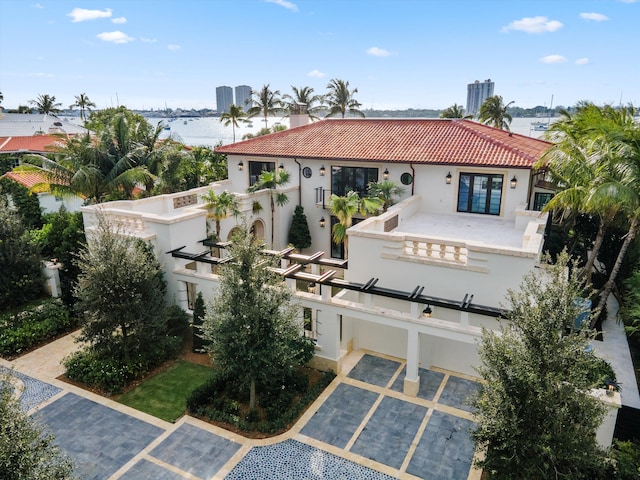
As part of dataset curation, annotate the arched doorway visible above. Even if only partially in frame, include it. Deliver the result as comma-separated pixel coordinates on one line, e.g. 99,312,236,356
251,219,265,241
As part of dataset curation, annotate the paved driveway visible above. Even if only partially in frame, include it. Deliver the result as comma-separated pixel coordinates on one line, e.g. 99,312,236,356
3,341,481,480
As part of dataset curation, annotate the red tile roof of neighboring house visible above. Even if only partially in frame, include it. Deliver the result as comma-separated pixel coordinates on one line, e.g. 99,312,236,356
215,119,552,169
1,170,50,191
0,135,67,154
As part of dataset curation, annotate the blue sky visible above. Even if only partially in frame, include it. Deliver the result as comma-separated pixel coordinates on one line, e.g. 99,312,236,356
1,0,638,112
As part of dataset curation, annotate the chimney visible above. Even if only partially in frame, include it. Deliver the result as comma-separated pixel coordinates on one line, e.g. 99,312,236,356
289,102,310,128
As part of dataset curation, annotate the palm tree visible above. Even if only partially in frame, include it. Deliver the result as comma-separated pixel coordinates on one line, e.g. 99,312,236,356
201,190,240,240
220,104,248,142
247,84,283,129
329,191,382,257
29,94,62,114
282,86,325,120
440,104,472,119
247,169,291,246
70,93,96,122
367,180,405,212
478,95,514,130
325,79,365,118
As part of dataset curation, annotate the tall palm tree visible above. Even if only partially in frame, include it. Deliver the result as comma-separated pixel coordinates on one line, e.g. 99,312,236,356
478,95,514,130
247,169,290,246
329,191,382,257
282,86,325,120
29,94,62,114
201,190,240,240
247,84,283,129
70,93,96,122
325,79,365,118
367,180,405,212
440,104,472,119
220,104,248,142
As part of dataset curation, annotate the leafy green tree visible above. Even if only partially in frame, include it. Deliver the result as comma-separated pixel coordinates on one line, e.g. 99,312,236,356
288,205,312,250
329,191,382,257
283,85,325,120
190,144,228,184
201,190,240,240
31,208,85,305
203,223,312,410
192,292,207,353
472,253,610,479
325,79,365,118
247,84,283,129
440,103,472,119
69,93,96,123
220,104,248,142
74,215,167,361
85,106,152,138
247,169,291,246
0,197,43,309
478,95,514,130
29,93,62,114
367,180,405,212
0,372,74,479
0,175,42,229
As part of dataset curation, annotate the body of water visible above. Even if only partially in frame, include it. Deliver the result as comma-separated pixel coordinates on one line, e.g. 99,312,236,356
64,115,555,148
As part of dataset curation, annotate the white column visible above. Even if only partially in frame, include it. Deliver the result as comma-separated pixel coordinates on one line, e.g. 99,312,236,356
404,327,420,397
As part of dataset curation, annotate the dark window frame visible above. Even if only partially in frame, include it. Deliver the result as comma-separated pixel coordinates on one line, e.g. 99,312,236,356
330,165,379,197
248,161,275,186
457,172,504,216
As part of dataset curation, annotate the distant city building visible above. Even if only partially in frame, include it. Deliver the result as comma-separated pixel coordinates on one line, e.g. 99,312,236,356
466,79,494,117
216,86,233,114
235,85,252,112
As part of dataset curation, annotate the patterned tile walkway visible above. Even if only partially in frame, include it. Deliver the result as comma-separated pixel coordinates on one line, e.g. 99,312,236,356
4,338,482,480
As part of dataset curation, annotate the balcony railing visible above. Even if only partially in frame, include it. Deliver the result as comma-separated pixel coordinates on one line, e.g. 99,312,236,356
403,238,468,264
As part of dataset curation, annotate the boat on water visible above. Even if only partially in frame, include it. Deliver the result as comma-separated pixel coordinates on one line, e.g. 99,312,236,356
164,125,171,131
530,121,548,131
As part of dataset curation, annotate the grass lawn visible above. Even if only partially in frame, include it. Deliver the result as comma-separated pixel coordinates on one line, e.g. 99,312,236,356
117,360,212,422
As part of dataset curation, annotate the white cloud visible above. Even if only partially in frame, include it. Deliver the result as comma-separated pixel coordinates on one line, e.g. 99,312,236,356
580,12,609,21
112,17,127,24
96,31,134,44
140,37,157,43
32,3,44,8
575,57,590,65
502,16,563,34
307,69,326,78
540,54,567,64
168,44,181,51
366,47,391,57
68,8,112,22
264,0,298,12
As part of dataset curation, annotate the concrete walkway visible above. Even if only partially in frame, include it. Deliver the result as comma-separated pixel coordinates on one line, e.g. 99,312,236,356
2,333,483,480
592,294,640,409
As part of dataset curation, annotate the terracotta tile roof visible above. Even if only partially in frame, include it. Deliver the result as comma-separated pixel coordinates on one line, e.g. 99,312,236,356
215,119,552,169
0,135,67,153
1,170,50,190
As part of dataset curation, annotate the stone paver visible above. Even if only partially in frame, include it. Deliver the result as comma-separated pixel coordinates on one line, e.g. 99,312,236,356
352,396,427,469
347,354,401,387
406,410,477,480
390,366,445,401
149,423,241,478
438,376,480,413
119,459,185,480
301,382,379,448
0,366,61,411
35,393,165,480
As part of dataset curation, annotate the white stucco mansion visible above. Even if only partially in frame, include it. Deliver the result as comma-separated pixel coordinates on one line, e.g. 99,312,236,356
81,116,555,397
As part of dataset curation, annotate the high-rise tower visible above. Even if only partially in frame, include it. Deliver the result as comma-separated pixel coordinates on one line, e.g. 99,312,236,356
235,85,252,112
216,86,233,115
466,79,494,116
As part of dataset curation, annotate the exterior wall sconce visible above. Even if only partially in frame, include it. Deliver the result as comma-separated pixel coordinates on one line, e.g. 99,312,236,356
422,304,433,317
238,161,244,171
445,172,452,184
383,168,390,180
510,175,518,189
319,217,326,228
319,165,326,176
307,282,316,294
279,163,285,172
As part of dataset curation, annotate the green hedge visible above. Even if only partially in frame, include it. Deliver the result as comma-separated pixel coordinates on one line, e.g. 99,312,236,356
0,299,77,357
187,369,335,434
64,335,182,395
